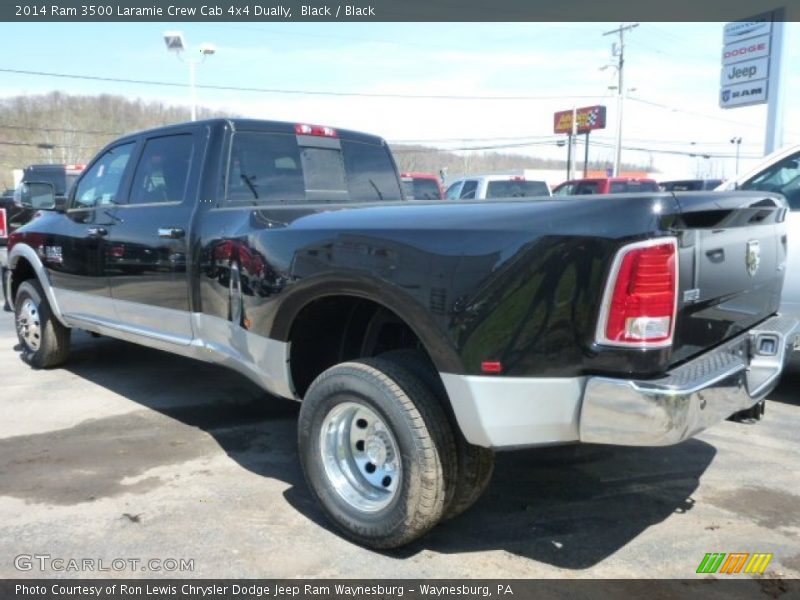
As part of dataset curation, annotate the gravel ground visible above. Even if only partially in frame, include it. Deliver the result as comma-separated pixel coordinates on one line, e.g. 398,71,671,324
0,313,798,580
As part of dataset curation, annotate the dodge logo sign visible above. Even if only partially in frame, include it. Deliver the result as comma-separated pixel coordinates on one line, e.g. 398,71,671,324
746,240,760,277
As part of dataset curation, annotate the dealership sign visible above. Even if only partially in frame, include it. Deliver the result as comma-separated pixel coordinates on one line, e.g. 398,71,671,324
720,15,773,108
553,105,607,134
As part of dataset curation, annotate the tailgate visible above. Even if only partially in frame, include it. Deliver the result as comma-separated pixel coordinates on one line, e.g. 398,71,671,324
670,191,788,365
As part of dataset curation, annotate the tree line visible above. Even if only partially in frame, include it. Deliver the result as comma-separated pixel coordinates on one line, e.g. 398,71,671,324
0,92,645,190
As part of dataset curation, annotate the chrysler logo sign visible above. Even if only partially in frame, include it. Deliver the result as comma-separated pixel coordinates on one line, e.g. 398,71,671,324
746,240,761,277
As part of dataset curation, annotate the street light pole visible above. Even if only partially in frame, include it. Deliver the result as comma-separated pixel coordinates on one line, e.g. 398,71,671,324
730,137,742,177
603,23,638,177
163,31,216,122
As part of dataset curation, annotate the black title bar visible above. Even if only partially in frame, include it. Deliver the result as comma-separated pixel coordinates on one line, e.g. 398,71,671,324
3,0,797,22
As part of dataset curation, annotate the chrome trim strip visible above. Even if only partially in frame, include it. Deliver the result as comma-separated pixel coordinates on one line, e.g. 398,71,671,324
59,302,295,401
7,243,69,326
439,374,585,448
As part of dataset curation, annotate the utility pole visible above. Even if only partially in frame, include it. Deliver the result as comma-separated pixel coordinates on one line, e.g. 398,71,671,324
603,23,638,177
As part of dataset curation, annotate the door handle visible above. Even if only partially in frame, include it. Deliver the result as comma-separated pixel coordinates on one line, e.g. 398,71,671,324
158,227,185,239
86,227,108,237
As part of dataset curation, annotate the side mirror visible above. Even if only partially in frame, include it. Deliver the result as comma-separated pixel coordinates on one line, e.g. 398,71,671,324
16,182,58,211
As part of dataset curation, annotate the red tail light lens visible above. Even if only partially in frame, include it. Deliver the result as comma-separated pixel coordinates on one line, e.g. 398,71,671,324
599,239,677,346
294,123,338,138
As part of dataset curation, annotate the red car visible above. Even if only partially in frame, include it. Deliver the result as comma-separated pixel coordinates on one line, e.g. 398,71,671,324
400,172,444,200
553,177,659,195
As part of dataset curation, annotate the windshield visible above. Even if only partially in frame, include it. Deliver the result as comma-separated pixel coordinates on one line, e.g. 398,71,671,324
486,180,549,198
739,152,800,210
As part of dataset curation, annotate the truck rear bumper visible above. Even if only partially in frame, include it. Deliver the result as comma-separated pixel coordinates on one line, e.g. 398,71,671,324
580,315,799,446
441,315,799,449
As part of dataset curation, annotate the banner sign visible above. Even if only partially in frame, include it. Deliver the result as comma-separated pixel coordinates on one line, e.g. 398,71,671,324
553,105,607,134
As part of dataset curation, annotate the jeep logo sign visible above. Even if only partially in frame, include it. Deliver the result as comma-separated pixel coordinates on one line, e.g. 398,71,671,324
720,57,769,86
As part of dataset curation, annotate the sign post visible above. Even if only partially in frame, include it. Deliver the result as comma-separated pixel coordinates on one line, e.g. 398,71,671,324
719,10,786,154
553,105,607,179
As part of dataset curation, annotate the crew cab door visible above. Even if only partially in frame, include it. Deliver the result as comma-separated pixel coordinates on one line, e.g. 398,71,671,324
106,129,202,343
47,142,136,321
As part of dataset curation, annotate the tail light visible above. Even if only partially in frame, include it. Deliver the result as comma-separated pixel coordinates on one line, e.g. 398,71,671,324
0,207,7,239
294,123,337,138
597,238,678,347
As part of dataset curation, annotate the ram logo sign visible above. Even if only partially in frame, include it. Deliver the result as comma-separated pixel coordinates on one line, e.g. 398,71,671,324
696,552,773,574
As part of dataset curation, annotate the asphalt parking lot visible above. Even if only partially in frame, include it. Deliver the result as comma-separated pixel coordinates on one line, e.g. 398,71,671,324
0,312,798,580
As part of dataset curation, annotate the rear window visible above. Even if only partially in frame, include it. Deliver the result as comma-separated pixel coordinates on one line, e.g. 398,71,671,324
23,168,67,196
609,181,659,193
402,177,442,200
486,180,549,198
226,132,401,205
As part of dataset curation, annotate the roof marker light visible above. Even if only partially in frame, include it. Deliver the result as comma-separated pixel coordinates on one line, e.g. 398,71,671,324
294,123,338,138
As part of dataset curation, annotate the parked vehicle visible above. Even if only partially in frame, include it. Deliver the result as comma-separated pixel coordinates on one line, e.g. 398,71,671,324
716,144,800,323
553,177,659,195
400,172,444,200
1,164,83,310
659,179,724,192
445,174,550,200
7,119,798,549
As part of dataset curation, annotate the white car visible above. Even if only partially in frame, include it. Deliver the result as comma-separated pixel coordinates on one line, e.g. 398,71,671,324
445,174,551,200
717,145,800,321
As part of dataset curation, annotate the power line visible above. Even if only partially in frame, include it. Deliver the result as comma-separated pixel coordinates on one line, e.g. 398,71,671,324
0,67,603,101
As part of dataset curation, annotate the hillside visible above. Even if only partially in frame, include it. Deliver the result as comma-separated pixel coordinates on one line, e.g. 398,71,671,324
0,93,647,190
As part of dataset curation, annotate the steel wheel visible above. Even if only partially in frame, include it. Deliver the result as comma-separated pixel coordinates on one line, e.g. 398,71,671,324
319,401,401,513
16,297,42,351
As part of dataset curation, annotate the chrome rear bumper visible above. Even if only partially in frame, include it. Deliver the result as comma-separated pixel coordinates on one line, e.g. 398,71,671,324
579,315,799,446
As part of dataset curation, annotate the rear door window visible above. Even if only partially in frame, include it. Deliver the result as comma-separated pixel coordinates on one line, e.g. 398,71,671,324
460,180,478,199
129,134,194,205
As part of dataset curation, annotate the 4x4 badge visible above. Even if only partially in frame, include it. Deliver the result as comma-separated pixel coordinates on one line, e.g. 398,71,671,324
746,240,760,277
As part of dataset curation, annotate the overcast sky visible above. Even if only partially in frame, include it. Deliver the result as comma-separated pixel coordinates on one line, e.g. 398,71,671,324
1,21,798,179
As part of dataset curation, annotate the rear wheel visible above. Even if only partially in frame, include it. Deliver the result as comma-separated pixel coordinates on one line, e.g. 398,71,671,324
14,279,71,368
298,357,456,549
379,349,495,520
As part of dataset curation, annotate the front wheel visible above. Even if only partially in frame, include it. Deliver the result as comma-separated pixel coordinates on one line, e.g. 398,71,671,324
14,279,71,368
298,357,456,549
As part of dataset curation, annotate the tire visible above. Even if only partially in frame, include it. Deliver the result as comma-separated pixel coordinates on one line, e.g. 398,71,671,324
379,349,495,520
14,279,71,368
298,357,457,549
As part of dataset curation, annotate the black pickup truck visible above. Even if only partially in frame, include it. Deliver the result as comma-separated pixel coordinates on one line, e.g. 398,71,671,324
6,119,798,549
1,164,83,310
